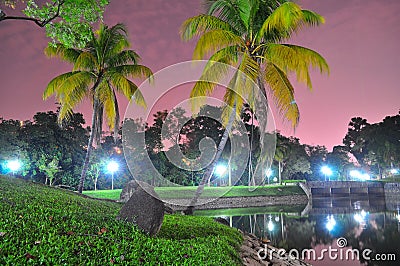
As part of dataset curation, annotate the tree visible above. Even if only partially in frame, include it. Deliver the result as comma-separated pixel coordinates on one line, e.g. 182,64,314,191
0,0,109,48
38,155,61,186
43,23,153,193
180,0,329,213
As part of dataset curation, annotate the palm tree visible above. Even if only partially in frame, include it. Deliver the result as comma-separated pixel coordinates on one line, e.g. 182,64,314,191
180,0,329,213
44,23,153,193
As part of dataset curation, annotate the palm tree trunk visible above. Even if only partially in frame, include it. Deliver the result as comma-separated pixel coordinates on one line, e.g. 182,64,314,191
184,103,237,215
78,97,100,193
278,161,282,185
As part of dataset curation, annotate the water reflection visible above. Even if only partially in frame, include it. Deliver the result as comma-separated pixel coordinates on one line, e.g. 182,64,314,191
195,198,400,265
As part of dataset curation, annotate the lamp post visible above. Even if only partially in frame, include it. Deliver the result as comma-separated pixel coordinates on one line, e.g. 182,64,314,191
213,164,227,186
107,161,119,190
321,165,333,181
266,168,273,185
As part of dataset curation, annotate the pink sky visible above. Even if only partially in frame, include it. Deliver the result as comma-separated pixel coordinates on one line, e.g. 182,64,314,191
0,0,399,151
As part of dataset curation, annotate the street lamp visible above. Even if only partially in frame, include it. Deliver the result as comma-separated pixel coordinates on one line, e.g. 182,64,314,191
266,168,273,184
213,164,227,186
390,169,399,175
106,161,119,190
6,160,22,175
321,165,333,181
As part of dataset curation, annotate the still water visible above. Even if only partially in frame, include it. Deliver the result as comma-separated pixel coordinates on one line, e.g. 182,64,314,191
194,196,400,266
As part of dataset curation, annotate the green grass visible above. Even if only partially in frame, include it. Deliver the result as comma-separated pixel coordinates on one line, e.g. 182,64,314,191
84,184,305,201
83,189,122,200
0,176,242,265
194,205,306,217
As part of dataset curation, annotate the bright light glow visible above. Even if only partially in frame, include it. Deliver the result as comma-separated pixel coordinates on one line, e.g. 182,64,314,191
350,170,370,180
267,220,274,231
107,161,119,173
266,168,273,178
350,170,361,178
7,160,22,172
390,169,399,175
326,215,336,232
214,164,227,177
354,210,368,227
321,165,333,176
273,177,278,182
362,173,370,180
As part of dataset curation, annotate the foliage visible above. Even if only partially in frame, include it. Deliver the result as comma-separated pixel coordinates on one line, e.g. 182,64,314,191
44,23,153,193
0,0,109,48
343,112,400,178
0,175,242,265
180,0,329,127
0,111,87,185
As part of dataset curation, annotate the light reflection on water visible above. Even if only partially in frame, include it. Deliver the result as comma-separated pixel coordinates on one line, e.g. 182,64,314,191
194,196,400,266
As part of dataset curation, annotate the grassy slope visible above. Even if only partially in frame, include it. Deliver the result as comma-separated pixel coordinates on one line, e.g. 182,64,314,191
0,176,242,265
84,184,305,201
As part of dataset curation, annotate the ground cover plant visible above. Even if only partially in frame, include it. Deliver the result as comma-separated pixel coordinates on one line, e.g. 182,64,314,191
83,184,305,200
0,175,242,265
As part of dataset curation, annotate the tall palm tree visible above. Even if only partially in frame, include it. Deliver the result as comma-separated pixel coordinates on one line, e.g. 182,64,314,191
44,23,153,193
181,0,329,213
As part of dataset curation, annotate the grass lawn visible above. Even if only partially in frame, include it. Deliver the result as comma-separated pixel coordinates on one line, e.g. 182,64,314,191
194,205,306,217
0,175,242,265
83,184,305,201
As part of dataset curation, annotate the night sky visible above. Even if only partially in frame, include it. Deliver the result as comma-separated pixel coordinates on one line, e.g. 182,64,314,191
0,0,399,151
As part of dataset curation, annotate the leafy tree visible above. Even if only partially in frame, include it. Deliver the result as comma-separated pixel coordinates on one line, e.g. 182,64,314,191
326,145,353,180
0,0,109,48
274,134,311,181
343,117,369,165
0,118,30,176
305,144,328,181
38,155,61,185
44,23,153,193
180,0,329,213
343,112,400,178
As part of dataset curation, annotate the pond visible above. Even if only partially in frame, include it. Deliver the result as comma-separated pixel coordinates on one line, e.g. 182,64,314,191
194,196,400,266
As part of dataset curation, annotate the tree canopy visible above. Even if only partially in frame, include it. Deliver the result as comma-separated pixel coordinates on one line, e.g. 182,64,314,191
0,0,109,48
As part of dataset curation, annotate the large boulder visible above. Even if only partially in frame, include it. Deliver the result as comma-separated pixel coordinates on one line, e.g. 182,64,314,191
117,181,165,236
119,179,140,202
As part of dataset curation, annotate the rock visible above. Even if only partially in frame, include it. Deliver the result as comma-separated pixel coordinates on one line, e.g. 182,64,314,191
214,217,230,227
117,181,165,236
119,179,140,202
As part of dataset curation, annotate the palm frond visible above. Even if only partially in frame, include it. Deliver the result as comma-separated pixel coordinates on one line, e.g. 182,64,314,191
189,60,232,113
193,29,244,59
99,82,117,131
108,72,147,108
43,72,76,99
73,51,98,71
264,43,329,89
257,2,325,42
110,65,153,83
208,46,239,65
44,43,81,63
107,50,141,68
264,62,299,128
207,0,247,34
180,14,234,41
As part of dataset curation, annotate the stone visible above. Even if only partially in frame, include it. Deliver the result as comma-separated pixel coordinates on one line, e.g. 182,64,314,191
117,181,165,236
119,179,140,202
214,217,230,227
